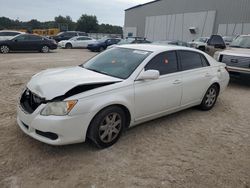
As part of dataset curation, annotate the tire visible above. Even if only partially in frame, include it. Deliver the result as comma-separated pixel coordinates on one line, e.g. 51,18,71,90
65,43,72,49
87,106,126,148
99,46,105,52
0,45,10,54
199,84,219,111
41,45,50,53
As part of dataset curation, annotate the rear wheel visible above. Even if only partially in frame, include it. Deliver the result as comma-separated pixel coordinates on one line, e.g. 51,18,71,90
0,45,10,54
199,84,219,111
65,43,72,49
41,45,50,53
87,106,126,148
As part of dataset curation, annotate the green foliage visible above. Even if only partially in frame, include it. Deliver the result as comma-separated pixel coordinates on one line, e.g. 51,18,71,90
54,15,76,31
98,24,123,34
76,14,98,33
0,15,123,34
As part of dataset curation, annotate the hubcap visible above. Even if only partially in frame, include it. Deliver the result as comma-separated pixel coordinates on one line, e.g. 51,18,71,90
99,113,122,143
1,46,9,53
205,87,217,107
42,46,49,53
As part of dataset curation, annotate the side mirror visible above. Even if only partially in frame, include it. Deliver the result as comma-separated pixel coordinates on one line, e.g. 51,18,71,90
137,70,160,81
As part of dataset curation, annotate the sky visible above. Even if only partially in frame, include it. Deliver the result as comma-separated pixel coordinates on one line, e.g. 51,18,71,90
0,0,153,26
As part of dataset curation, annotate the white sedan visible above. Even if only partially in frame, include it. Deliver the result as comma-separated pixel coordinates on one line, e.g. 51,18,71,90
58,36,96,49
17,45,229,148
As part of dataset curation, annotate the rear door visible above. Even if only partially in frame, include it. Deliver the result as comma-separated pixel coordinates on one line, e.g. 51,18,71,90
134,51,182,120
76,37,92,47
26,35,43,50
177,50,212,106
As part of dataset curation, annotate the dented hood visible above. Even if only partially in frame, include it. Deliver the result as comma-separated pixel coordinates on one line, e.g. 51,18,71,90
27,66,122,100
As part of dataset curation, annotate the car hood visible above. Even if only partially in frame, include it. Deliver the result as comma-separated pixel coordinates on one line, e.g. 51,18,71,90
27,66,122,100
220,47,250,57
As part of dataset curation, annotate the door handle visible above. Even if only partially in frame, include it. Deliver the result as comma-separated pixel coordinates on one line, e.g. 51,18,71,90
173,80,182,84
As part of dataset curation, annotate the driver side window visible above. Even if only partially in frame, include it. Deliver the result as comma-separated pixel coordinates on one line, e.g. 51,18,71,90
145,51,178,75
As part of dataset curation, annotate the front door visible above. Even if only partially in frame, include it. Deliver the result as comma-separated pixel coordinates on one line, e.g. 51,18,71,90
134,51,182,121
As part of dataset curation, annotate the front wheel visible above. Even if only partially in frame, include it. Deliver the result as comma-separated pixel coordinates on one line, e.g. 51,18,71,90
199,84,219,111
0,45,10,54
65,43,72,49
87,106,126,148
41,45,50,53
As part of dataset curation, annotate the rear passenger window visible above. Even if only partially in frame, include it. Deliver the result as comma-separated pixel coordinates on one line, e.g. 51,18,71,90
200,55,210,67
145,51,178,75
7,32,19,36
179,51,204,71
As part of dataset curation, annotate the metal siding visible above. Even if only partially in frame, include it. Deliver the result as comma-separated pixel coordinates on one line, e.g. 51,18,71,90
124,0,250,39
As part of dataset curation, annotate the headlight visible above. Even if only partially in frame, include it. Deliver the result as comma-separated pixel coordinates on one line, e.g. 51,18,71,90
41,100,77,116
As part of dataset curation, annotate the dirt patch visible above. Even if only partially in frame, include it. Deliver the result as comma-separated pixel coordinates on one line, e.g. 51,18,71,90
0,49,250,188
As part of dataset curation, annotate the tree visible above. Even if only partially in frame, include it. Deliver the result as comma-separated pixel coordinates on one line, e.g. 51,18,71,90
54,15,76,31
76,14,98,33
98,24,123,34
27,19,41,29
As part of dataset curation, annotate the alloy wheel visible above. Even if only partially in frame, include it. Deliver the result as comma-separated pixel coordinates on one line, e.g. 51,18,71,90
41,46,49,53
205,87,217,107
0,45,9,54
98,112,122,143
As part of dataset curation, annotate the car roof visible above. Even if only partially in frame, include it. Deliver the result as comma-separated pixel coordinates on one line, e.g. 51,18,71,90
0,30,23,33
117,44,200,53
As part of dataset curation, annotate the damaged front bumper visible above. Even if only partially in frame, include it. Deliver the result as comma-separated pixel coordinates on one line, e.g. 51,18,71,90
17,104,92,145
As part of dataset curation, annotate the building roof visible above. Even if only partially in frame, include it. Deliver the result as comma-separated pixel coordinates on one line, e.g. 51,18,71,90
125,0,161,11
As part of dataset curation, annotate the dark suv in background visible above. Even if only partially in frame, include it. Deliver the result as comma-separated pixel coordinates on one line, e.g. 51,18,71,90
205,35,226,56
52,31,88,42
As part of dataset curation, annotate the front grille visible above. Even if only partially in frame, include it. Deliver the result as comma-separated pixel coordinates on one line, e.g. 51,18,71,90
220,55,250,69
20,89,45,114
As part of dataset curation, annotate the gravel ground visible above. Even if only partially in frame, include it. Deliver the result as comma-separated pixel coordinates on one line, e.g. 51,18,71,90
0,49,250,188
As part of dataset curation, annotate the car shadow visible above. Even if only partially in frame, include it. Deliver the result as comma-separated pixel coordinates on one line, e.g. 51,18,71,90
229,74,250,87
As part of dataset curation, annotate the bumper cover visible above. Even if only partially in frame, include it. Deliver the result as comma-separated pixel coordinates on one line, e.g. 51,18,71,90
17,105,92,145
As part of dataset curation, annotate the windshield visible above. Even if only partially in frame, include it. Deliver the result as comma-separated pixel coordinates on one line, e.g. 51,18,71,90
82,48,151,79
117,38,134,45
97,37,108,42
230,36,250,48
194,37,208,43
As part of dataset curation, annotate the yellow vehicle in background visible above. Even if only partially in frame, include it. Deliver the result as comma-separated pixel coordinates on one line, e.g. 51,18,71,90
32,28,60,37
